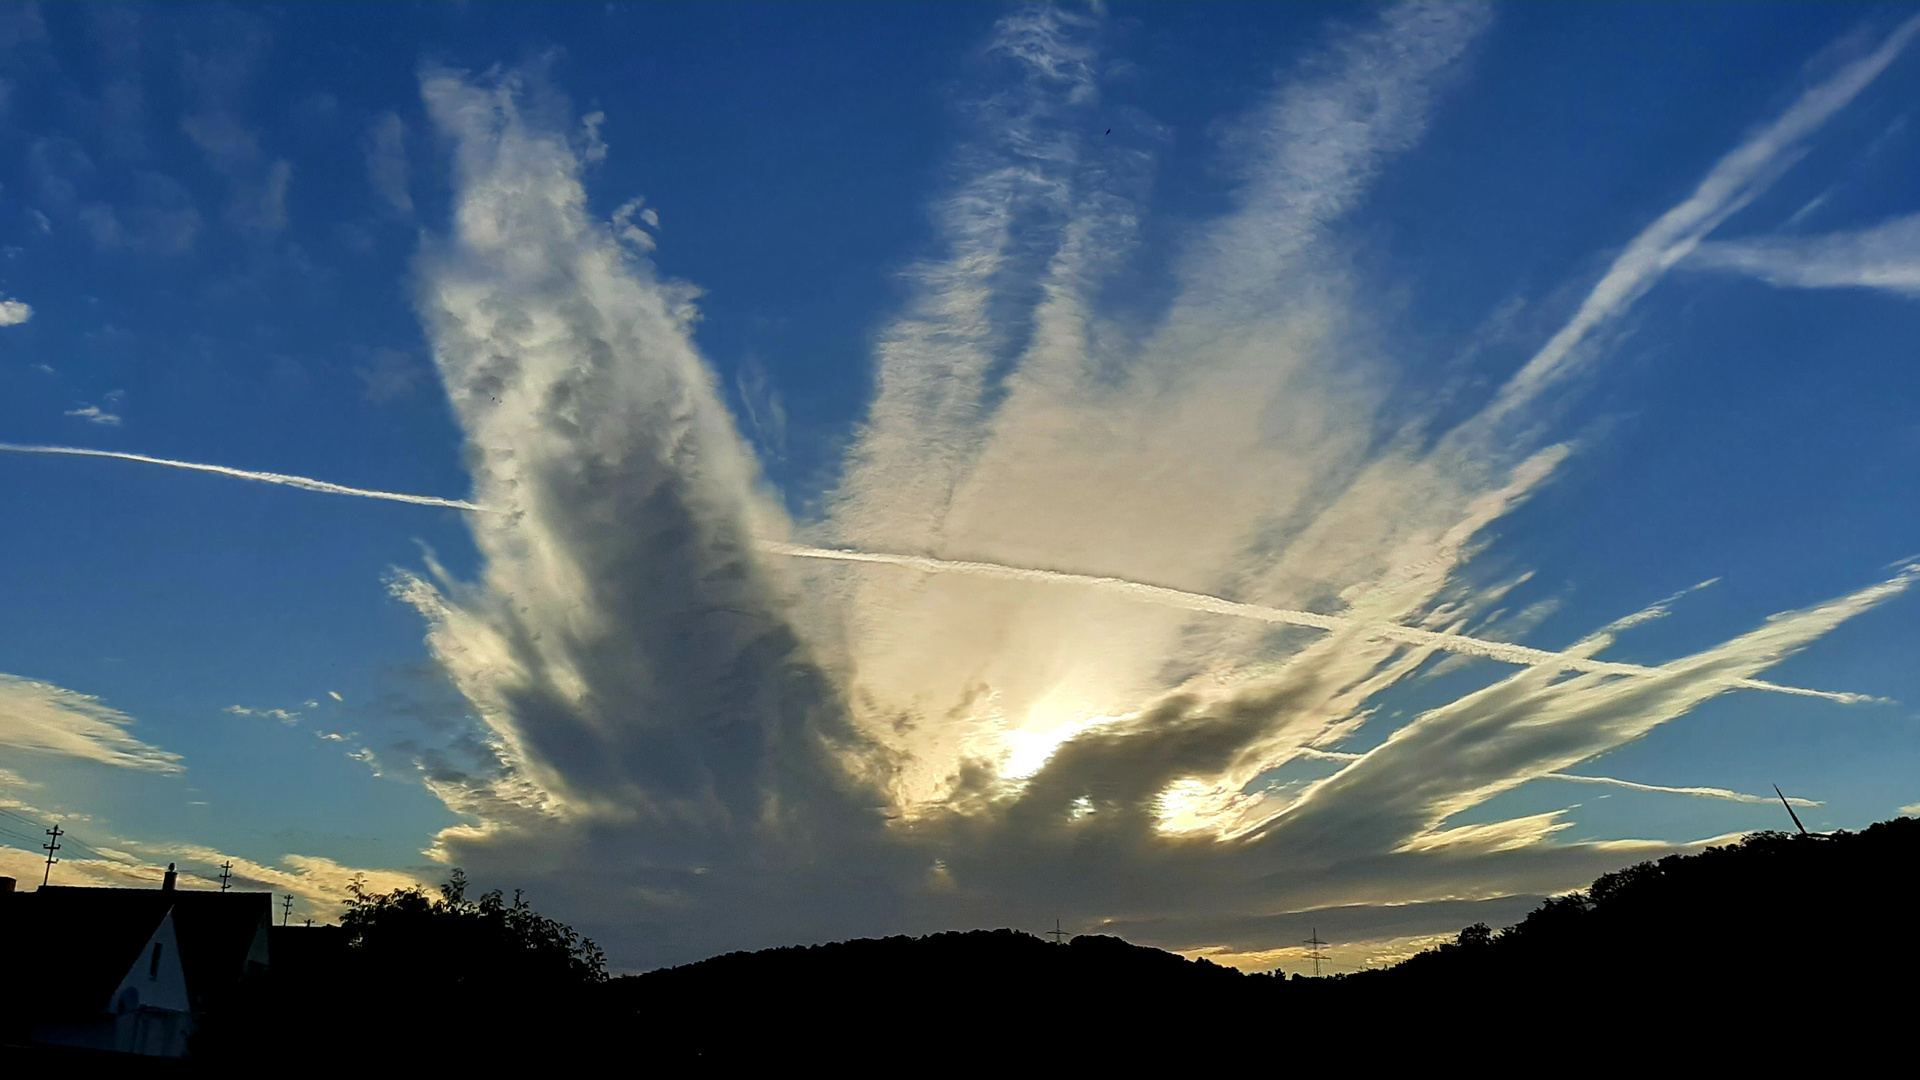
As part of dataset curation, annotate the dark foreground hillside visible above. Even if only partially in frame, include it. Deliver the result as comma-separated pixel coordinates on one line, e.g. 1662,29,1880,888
182,820,1917,1064
609,821,1920,1061
1342,818,1920,1010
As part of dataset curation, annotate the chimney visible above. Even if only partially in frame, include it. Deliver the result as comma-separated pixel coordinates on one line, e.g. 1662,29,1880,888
0,876,15,894
162,863,177,891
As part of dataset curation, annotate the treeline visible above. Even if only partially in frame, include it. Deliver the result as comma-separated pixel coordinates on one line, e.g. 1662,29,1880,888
197,870,610,1063
1329,817,1920,1016
197,818,1920,1063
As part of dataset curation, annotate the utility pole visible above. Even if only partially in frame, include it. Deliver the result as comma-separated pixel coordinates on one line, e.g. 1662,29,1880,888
41,824,62,887
281,894,294,926
1302,928,1329,978
1045,919,1069,944
219,861,233,892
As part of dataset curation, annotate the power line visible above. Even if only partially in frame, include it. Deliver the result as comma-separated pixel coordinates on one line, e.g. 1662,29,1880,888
1302,928,1330,978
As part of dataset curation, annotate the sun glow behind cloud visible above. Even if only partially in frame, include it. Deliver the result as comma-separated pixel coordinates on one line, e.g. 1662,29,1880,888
349,3,1920,970
7,3,1912,972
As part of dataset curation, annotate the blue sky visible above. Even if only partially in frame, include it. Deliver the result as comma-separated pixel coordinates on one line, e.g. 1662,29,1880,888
2,3,1917,972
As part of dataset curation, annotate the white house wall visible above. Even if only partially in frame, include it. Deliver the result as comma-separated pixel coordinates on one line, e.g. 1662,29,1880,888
109,906,190,1014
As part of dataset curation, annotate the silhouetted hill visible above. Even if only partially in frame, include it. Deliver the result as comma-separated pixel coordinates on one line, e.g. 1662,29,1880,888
182,819,1917,1064
610,928,1285,1062
1323,818,1920,1028
605,821,1920,1059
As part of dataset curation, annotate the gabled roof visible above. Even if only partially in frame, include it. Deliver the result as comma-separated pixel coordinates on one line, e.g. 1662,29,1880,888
0,888,172,1016
0,887,273,1016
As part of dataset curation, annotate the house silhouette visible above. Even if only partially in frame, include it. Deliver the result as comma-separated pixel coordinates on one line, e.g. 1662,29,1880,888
0,866,271,1058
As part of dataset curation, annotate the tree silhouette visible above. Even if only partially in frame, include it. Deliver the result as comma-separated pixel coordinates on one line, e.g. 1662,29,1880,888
196,869,605,1064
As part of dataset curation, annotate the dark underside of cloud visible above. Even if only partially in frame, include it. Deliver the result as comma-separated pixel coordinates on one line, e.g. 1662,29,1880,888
381,6,1919,970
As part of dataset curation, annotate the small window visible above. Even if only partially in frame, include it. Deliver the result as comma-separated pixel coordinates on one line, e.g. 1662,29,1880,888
149,942,163,980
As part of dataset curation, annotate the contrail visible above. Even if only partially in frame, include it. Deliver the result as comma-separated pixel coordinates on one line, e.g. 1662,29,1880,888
1545,771,1821,807
0,444,486,512
760,541,1875,704
1293,750,1822,806
0,442,1878,706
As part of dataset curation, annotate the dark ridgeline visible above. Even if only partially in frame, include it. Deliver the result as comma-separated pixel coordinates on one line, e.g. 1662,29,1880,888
95,816,1918,1064
1330,817,1920,1014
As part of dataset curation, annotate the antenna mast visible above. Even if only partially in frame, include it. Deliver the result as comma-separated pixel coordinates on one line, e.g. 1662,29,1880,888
219,861,233,892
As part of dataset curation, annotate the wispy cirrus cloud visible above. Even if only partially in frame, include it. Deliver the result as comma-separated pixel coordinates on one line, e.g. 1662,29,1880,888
303,5,1920,969
363,110,412,217
1478,11,1920,423
1689,211,1920,296
0,673,182,772
4,4,1912,974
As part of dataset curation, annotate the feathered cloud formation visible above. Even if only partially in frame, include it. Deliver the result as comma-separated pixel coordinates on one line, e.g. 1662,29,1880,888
0,674,182,772
1689,211,1920,296
7,4,1910,971
365,4,1918,971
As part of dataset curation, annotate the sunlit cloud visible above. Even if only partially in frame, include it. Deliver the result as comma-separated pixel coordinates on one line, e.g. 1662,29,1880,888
0,673,183,772
0,296,30,326
4,3,1911,972
360,5,1920,968
227,703,301,725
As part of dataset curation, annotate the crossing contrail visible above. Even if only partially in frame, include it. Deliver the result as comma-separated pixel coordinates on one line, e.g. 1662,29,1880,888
0,444,487,512
0,442,1877,704
760,541,1878,704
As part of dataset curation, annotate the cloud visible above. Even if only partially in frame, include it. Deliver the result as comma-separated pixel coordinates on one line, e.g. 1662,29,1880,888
77,172,202,254
64,404,122,426
0,837,424,921
1479,12,1920,424
0,443,483,510
1545,772,1821,807
178,14,292,235
0,296,29,325
362,6,1920,972
226,704,301,726
1688,211,1920,296
347,747,382,776
329,691,344,702
353,347,425,403
0,674,183,772
8,5,1908,972
363,111,412,216
734,358,787,463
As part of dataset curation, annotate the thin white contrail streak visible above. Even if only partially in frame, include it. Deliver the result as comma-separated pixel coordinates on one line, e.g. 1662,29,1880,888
761,542,1874,704
1296,750,1820,806
1544,771,1821,807
0,442,1875,705
0,444,487,512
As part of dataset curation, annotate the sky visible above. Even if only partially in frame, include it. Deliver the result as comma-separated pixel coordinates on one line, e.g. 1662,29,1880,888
2,2,1918,975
